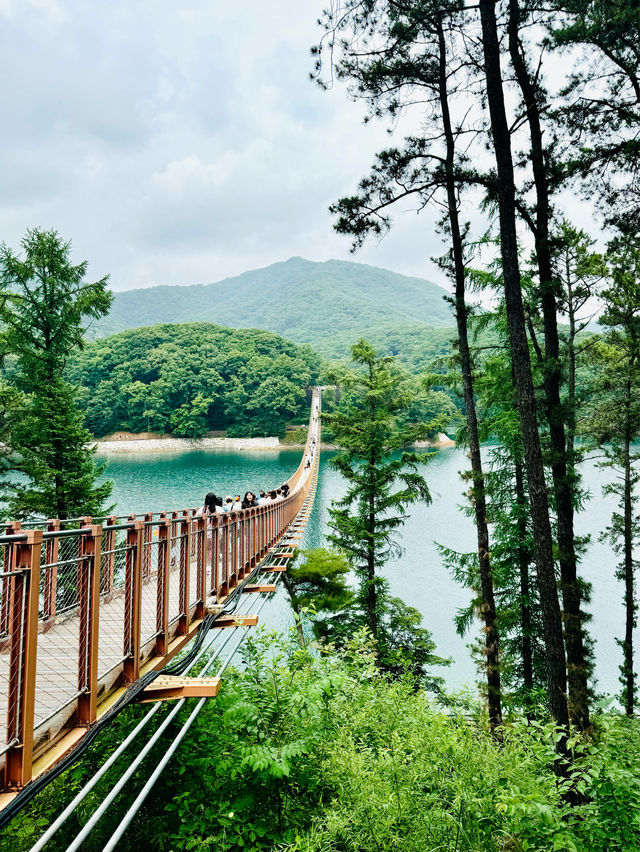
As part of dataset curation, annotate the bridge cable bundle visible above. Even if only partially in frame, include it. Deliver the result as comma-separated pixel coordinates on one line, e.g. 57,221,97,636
0,558,275,832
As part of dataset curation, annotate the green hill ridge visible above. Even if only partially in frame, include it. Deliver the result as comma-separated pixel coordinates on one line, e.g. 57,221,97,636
96,257,453,354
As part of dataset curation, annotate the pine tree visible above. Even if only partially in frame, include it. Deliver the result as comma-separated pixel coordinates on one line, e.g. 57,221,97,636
281,548,353,648
0,228,113,520
326,341,433,660
585,234,640,715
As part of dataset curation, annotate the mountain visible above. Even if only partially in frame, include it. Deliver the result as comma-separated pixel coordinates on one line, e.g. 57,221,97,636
94,257,453,355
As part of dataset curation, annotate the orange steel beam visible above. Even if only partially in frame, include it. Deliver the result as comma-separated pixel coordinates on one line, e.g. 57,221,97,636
243,584,277,593
211,614,259,628
137,675,221,703
5,530,42,789
123,520,144,683
155,517,171,657
77,525,102,726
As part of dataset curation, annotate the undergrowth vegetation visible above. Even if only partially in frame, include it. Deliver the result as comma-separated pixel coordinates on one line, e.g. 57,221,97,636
123,632,640,850
5,628,638,852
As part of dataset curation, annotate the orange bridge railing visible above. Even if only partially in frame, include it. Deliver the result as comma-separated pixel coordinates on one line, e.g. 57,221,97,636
0,388,321,794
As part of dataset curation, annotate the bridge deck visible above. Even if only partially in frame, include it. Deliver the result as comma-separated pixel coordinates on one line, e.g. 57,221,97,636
0,388,322,795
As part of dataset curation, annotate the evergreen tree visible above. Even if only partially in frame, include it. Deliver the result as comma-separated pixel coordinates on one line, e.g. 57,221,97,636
0,228,113,520
585,234,640,715
326,341,443,681
315,0,503,730
506,0,592,730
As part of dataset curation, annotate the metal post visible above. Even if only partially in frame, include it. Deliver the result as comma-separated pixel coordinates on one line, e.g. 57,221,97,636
177,511,191,635
249,509,256,568
229,516,237,590
155,516,170,657
210,515,219,597
194,516,206,620
5,529,42,789
123,520,143,683
220,515,229,599
77,525,102,725
43,519,59,623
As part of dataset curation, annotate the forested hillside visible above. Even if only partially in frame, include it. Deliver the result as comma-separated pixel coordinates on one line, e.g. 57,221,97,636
95,257,453,354
66,323,321,438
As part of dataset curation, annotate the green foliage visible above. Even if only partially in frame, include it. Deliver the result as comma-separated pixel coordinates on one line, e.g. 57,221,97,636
284,549,353,615
582,233,640,714
67,323,321,438
323,340,448,681
5,633,639,852
0,228,113,520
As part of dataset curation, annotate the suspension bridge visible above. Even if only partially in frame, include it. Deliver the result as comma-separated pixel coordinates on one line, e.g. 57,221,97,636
0,387,322,840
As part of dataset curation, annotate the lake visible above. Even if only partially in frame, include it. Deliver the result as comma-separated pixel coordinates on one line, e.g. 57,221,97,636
99,446,627,698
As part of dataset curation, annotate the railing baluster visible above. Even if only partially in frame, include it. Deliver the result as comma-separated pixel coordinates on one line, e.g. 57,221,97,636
77,525,102,726
177,511,191,635
194,516,206,620
155,516,170,657
123,520,143,683
5,529,41,789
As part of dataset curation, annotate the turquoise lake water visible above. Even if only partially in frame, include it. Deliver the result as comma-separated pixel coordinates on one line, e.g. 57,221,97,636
99,446,627,698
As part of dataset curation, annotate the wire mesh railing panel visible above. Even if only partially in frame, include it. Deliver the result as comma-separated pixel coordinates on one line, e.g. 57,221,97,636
31,532,81,732
32,600,80,734
0,550,19,770
168,525,184,628
97,527,130,682
189,525,202,609
140,538,160,657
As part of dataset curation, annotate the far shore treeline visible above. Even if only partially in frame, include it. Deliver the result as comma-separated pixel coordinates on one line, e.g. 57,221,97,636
64,323,322,439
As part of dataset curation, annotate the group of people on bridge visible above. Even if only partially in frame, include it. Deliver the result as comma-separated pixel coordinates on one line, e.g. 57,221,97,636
197,483,291,517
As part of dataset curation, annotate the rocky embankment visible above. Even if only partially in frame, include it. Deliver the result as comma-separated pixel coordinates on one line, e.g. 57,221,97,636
93,431,455,454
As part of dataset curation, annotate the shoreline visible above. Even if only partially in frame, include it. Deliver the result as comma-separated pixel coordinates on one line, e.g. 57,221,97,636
93,432,456,454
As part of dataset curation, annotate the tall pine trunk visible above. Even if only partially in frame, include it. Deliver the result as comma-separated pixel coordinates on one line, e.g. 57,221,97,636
622,376,635,716
507,0,589,730
478,0,569,732
436,18,502,730
514,456,534,698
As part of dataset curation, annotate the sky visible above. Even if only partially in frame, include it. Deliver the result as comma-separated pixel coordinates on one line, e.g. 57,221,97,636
0,0,600,294
0,0,448,291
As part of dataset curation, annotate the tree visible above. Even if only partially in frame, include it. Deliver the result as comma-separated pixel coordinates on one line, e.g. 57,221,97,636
554,221,606,475
506,0,593,729
0,228,113,520
280,548,353,647
585,234,640,715
315,0,503,730
326,340,431,650
551,0,640,228
477,0,569,735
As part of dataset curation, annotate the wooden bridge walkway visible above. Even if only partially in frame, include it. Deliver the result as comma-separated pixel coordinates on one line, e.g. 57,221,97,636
0,388,322,803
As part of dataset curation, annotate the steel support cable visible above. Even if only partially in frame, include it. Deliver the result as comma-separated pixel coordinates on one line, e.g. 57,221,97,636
26,546,293,849
98,583,283,852
29,588,260,852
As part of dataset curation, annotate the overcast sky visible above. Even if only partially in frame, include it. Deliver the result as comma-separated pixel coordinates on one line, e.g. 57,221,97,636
1,0,601,294
0,0,447,291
